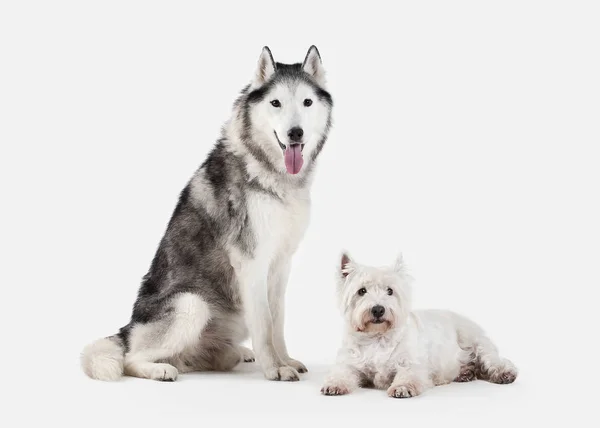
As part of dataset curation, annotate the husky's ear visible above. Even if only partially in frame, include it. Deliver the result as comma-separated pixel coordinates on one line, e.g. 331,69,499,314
302,45,326,86
252,46,276,88
340,251,354,279
392,253,406,275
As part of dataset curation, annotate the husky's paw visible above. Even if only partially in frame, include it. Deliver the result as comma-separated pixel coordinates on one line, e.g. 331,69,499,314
387,383,421,398
150,364,178,382
239,346,255,363
264,365,300,381
321,382,351,396
285,358,308,373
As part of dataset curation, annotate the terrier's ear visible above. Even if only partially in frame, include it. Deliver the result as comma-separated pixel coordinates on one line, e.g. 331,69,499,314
302,45,326,86
392,253,406,275
340,251,353,278
252,46,276,89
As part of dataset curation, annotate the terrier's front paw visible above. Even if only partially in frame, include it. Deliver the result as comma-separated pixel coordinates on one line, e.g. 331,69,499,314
264,365,300,381
433,376,451,386
285,358,308,373
321,383,350,396
387,383,421,398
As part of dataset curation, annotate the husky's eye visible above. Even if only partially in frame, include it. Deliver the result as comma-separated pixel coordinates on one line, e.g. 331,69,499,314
387,288,393,296
303,98,313,107
270,100,281,108
357,288,367,296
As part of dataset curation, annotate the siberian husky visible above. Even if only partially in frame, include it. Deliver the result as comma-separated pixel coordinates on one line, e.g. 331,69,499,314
81,46,333,382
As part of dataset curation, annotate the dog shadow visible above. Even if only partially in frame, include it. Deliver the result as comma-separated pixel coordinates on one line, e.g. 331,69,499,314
179,360,332,385
141,361,520,400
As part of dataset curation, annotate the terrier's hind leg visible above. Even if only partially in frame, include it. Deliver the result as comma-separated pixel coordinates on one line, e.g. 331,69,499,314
124,293,210,381
454,360,477,382
474,336,518,384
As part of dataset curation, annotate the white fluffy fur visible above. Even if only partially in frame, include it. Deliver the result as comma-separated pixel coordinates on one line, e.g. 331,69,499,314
81,337,124,381
228,188,310,380
82,293,251,381
122,293,211,381
81,46,329,382
229,46,329,187
302,46,326,86
82,165,308,384
252,47,277,89
321,253,518,398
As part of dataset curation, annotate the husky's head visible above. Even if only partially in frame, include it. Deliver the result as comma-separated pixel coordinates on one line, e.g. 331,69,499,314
336,252,413,335
238,46,333,176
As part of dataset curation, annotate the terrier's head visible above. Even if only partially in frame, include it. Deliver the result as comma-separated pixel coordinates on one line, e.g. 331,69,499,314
336,252,413,335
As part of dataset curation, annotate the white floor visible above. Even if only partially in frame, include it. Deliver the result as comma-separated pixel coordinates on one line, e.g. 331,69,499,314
36,357,536,427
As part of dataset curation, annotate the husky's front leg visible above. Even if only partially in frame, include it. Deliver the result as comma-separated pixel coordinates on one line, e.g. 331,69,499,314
268,259,307,374
240,262,300,382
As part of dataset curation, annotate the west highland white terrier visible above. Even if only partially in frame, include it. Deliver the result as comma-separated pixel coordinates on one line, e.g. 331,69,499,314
321,253,518,398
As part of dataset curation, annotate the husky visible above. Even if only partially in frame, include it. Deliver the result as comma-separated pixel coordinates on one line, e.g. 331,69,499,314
81,46,333,382
321,253,517,397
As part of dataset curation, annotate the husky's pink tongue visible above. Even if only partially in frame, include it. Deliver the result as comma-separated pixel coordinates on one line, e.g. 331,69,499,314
284,145,303,174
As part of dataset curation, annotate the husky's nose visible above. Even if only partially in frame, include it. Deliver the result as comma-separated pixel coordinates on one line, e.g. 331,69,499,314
371,305,385,319
288,127,304,142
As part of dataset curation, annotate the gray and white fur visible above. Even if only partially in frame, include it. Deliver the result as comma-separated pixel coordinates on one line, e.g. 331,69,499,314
81,46,333,382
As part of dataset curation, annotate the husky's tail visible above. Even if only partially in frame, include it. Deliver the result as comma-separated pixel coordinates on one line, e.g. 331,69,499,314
81,334,125,381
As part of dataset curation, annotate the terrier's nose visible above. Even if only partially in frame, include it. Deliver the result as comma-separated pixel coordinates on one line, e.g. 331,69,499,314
371,305,385,318
288,127,304,142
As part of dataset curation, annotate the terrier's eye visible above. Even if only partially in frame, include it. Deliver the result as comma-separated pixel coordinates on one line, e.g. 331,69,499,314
357,288,367,296
303,98,313,107
270,100,281,107
387,288,394,296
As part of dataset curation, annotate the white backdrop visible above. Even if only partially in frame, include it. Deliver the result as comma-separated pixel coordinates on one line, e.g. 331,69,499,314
1,1,598,426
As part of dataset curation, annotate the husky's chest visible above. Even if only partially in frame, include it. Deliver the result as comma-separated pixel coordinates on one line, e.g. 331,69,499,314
246,189,310,258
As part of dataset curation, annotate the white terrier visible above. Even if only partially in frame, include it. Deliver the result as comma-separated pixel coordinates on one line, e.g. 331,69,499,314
321,253,518,398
